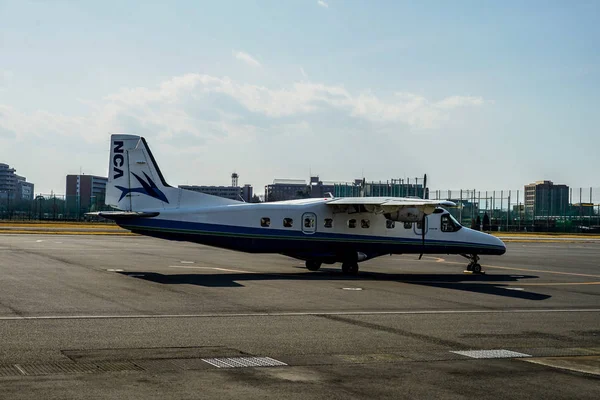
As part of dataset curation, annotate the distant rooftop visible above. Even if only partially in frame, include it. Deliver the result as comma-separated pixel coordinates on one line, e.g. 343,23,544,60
272,179,306,185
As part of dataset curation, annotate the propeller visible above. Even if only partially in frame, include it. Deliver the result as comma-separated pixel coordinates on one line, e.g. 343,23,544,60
418,174,427,260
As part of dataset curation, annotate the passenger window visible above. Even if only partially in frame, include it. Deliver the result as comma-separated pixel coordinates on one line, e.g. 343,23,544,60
304,218,313,228
348,219,357,228
283,218,293,228
261,217,271,227
386,220,395,229
404,222,412,229
324,218,333,228
441,215,456,232
361,219,370,228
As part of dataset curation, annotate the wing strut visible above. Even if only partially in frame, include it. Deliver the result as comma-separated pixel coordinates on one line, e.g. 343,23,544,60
419,174,427,260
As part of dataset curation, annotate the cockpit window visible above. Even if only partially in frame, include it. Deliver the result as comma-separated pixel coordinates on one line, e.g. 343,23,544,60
441,214,462,232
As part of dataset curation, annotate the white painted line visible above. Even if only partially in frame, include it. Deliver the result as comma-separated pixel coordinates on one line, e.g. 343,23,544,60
107,269,124,272
35,240,44,243
180,261,195,264
13,365,27,375
452,349,531,359
342,287,363,291
0,308,599,321
506,287,525,291
168,265,250,273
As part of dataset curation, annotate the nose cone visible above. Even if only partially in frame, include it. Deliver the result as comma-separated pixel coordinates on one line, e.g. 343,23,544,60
494,235,507,255
469,228,506,255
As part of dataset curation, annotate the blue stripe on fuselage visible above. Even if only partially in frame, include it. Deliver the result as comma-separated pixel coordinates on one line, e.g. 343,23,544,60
118,218,506,255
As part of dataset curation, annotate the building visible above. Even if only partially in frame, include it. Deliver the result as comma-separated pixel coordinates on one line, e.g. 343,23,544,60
179,174,254,202
16,178,34,201
264,179,308,202
524,180,569,218
66,174,108,212
0,163,35,200
309,176,336,199
334,178,428,199
180,185,247,201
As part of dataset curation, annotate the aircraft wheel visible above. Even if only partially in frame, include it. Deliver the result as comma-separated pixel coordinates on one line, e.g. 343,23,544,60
306,260,322,271
471,263,482,274
342,262,359,275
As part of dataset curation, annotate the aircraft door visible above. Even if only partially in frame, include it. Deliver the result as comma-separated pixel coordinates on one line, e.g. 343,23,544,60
413,216,428,236
301,213,317,235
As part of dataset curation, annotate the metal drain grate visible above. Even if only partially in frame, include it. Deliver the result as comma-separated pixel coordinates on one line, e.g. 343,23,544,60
451,349,531,359
202,357,287,368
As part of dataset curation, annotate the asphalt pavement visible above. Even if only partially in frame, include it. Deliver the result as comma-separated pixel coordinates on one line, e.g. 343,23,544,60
0,234,598,399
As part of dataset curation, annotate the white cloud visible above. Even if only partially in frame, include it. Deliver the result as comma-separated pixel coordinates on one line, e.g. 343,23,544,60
317,1,329,8
0,73,488,192
300,67,308,78
233,51,262,68
435,95,485,109
0,70,13,89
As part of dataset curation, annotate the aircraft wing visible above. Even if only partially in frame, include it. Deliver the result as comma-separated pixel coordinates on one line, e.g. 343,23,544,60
325,197,455,214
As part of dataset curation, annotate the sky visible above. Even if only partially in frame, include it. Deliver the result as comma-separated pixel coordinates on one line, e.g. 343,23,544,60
0,0,599,195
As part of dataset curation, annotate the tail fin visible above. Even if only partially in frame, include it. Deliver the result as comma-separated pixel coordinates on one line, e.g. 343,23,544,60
106,134,238,211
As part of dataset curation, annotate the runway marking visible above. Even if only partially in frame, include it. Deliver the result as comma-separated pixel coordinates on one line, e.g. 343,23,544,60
107,269,124,272
1,308,599,321
342,287,363,291
13,365,27,375
506,288,525,291
35,240,44,243
440,260,600,278
422,256,446,263
180,261,195,264
168,265,251,273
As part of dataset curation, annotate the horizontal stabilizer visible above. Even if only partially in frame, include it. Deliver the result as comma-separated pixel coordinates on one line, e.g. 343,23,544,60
86,211,160,220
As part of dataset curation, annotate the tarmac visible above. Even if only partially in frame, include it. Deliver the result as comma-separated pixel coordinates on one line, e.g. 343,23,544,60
0,234,599,399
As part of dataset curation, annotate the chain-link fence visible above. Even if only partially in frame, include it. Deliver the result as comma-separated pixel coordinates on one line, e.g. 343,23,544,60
0,194,113,222
2,188,599,232
430,188,600,233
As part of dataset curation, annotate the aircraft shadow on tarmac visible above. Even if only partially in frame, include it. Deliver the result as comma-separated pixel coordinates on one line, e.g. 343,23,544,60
118,269,552,301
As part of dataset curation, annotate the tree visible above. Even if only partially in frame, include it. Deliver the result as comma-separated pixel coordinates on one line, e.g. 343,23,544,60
482,213,490,231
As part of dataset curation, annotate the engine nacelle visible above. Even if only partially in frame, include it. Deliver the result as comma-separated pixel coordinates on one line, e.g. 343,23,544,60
384,207,424,223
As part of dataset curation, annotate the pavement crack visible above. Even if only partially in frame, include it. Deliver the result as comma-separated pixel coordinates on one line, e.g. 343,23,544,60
318,314,464,348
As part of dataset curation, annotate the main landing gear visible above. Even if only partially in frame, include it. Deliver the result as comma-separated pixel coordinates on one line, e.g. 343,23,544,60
461,254,484,274
341,261,359,275
305,260,322,271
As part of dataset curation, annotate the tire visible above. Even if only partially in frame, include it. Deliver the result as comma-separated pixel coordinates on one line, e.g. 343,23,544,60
306,260,322,271
472,263,482,274
342,262,359,275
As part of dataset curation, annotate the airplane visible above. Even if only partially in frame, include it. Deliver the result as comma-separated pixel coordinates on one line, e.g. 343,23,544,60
92,134,506,275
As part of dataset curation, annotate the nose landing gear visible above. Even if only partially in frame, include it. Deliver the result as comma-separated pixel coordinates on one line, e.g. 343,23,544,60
461,254,484,274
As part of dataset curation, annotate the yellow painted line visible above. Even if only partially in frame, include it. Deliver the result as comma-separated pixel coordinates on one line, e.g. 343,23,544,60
403,281,600,286
440,260,600,279
504,281,600,286
0,230,135,235
521,356,600,376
